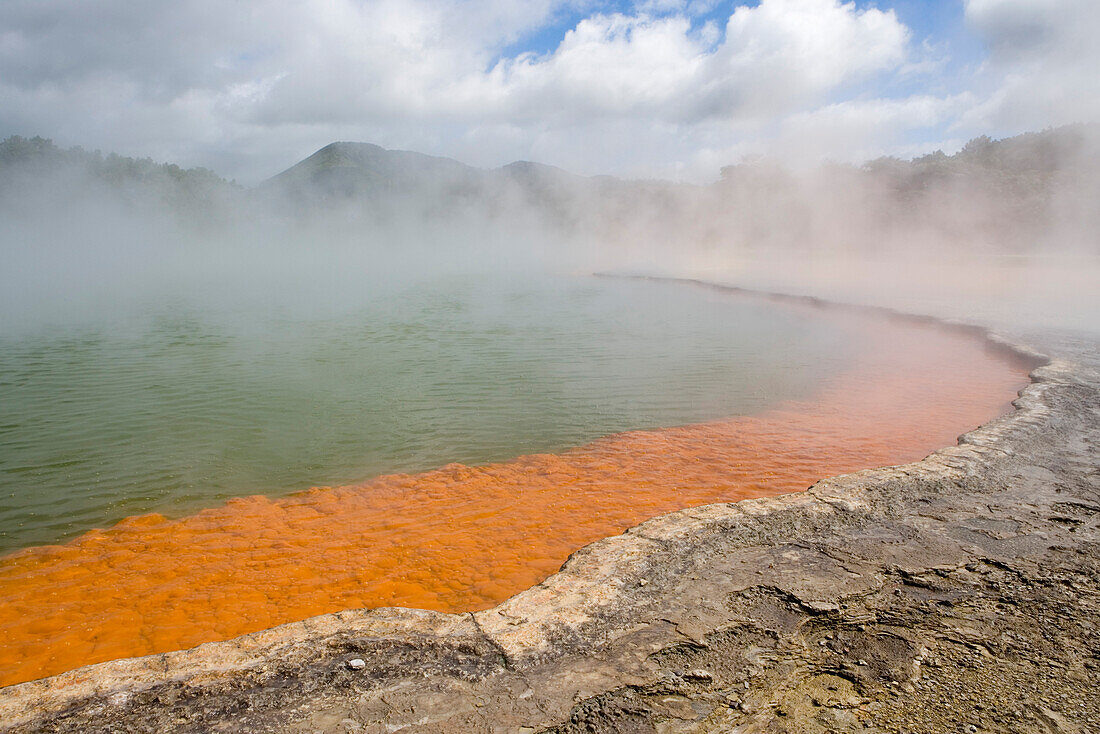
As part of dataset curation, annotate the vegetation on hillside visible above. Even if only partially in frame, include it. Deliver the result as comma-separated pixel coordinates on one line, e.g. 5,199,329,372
0,135,239,224
2,125,1096,253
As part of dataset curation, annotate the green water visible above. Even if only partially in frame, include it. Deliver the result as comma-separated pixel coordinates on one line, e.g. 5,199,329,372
0,274,852,552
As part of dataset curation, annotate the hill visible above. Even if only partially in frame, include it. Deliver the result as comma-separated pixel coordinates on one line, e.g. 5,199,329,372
2,125,1096,252
0,135,239,221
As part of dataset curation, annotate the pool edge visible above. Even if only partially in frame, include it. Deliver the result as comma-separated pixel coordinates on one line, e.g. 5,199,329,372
0,280,1079,731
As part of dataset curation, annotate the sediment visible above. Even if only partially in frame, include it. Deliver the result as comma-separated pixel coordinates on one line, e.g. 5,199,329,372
1,283,1097,734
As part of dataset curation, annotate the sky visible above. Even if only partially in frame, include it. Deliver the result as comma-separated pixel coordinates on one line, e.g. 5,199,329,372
1,0,1098,183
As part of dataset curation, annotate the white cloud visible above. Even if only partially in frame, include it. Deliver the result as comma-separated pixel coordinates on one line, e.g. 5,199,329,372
481,13,708,122
961,0,1100,131
716,0,908,99
245,0,910,128
6,0,1091,183
774,94,975,162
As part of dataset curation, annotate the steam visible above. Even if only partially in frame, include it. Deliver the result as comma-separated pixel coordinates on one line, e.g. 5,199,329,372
1,126,1099,335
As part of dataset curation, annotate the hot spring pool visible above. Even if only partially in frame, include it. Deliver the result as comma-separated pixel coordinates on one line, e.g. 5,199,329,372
0,274,852,552
0,274,1029,686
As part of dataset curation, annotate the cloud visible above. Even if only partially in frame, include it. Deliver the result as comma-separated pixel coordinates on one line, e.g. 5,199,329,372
713,0,908,107
773,93,975,162
494,0,907,124
961,0,1100,131
244,0,909,128
1,0,1091,182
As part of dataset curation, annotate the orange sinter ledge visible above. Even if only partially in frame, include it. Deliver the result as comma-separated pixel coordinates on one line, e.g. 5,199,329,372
0,308,1030,687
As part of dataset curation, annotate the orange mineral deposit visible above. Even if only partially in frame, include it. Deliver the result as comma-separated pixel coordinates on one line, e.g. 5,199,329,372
0,310,1031,687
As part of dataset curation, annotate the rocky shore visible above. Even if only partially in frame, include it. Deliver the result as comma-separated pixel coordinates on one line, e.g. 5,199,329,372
1,288,1097,734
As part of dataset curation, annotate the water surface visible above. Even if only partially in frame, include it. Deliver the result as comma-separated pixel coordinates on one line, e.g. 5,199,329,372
0,274,849,552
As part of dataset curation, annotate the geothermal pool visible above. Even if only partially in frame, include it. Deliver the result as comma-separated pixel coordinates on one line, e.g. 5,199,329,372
0,275,852,552
0,275,1029,686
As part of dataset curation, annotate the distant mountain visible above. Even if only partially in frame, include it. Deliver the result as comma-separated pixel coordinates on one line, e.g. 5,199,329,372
262,142,479,200
498,159,585,187
257,141,614,230
260,141,595,206
3,125,1096,252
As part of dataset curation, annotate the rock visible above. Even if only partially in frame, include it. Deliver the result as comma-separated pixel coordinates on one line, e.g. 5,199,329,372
346,659,366,671
805,601,841,613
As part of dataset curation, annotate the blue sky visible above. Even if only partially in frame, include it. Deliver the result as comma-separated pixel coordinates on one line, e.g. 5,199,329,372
0,0,1096,182
508,1,979,57
492,0,994,158
500,0,985,102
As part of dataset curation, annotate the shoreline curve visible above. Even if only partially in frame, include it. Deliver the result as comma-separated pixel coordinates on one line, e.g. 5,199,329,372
0,277,1070,732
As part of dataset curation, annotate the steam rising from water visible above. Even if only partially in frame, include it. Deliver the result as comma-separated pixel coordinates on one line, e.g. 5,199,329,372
2,126,1098,337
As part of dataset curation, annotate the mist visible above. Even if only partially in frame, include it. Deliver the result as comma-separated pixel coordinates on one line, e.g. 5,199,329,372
2,124,1099,337
0,139,558,336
